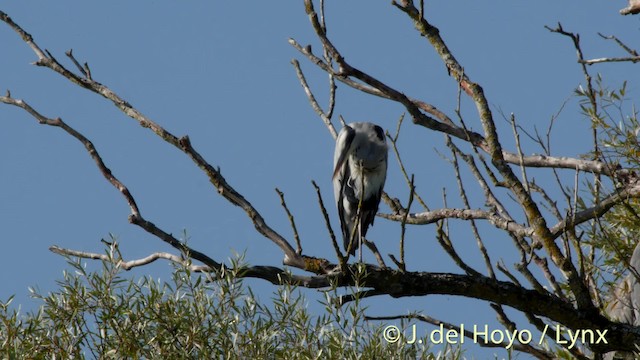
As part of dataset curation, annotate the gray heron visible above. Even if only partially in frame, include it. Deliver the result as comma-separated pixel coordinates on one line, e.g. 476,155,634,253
333,122,388,260
605,242,640,359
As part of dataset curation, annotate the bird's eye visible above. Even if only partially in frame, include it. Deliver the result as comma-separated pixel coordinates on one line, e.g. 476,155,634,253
373,125,384,141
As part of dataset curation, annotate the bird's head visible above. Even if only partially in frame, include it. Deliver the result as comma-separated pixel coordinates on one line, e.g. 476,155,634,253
333,122,388,179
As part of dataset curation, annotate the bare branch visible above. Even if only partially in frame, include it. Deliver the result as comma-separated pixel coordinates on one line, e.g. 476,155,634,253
445,137,566,296
580,56,640,65
448,138,496,278
549,182,640,239
311,180,345,267
0,10,306,269
291,58,337,139
289,34,623,177
391,2,588,308
436,220,481,277
395,174,415,272
64,49,89,79
0,94,221,269
50,245,212,272
5,3,640,355
0,11,48,61
276,188,303,255
381,207,530,238
49,245,336,288
510,114,531,194
363,240,387,269
386,114,430,211
598,33,639,57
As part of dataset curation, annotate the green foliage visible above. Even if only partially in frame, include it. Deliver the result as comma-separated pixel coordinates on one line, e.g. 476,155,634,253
0,255,456,359
575,77,640,294
577,76,639,169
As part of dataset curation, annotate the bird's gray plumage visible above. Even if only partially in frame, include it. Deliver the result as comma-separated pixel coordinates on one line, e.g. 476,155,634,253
605,242,640,359
608,243,640,324
333,122,388,257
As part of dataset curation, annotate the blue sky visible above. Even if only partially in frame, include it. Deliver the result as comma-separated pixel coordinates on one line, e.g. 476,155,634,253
1,1,638,358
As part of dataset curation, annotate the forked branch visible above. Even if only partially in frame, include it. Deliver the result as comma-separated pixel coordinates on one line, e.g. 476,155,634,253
0,10,307,269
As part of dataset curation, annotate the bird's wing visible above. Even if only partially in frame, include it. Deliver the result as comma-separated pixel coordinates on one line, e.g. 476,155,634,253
333,125,356,182
337,163,357,253
333,125,355,224
363,185,384,229
333,125,356,253
366,147,388,228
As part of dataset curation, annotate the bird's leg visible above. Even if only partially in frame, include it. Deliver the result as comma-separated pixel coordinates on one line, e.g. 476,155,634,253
358,221,363,263
346,177,362,258
357,160,366,263
346,221,358,257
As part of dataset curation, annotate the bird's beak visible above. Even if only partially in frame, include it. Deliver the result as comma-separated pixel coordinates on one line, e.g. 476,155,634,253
333,150,348,180
333,125,355,180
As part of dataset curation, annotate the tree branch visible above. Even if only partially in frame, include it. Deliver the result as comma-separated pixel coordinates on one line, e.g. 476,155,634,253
290,7,624,179
0,94,221,269
380,207,531,238
392,1,593,311
48,239,640,353
0,11,307,269
50,245,212,272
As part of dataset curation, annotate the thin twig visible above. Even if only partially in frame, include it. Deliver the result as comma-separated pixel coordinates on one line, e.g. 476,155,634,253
396,174,415,272
435,220,480,277
291,58,337,139
598,33,639,57
276,188,303,255
580,56,640,65
380,207,530,237
311,180,344,267
0,94,225,269
363,240,387,269
386,114,429,210
65,49,88,79
50,245,212,272
289,34,622,177
449,137,495,278
0,11,305,269
510,113,530,194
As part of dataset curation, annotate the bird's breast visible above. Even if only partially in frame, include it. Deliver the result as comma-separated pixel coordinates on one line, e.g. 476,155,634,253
347,168,385,200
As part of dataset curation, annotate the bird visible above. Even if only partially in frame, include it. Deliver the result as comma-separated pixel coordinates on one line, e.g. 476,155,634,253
607,242,640,325
333,122,388,260
605,242,640,359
